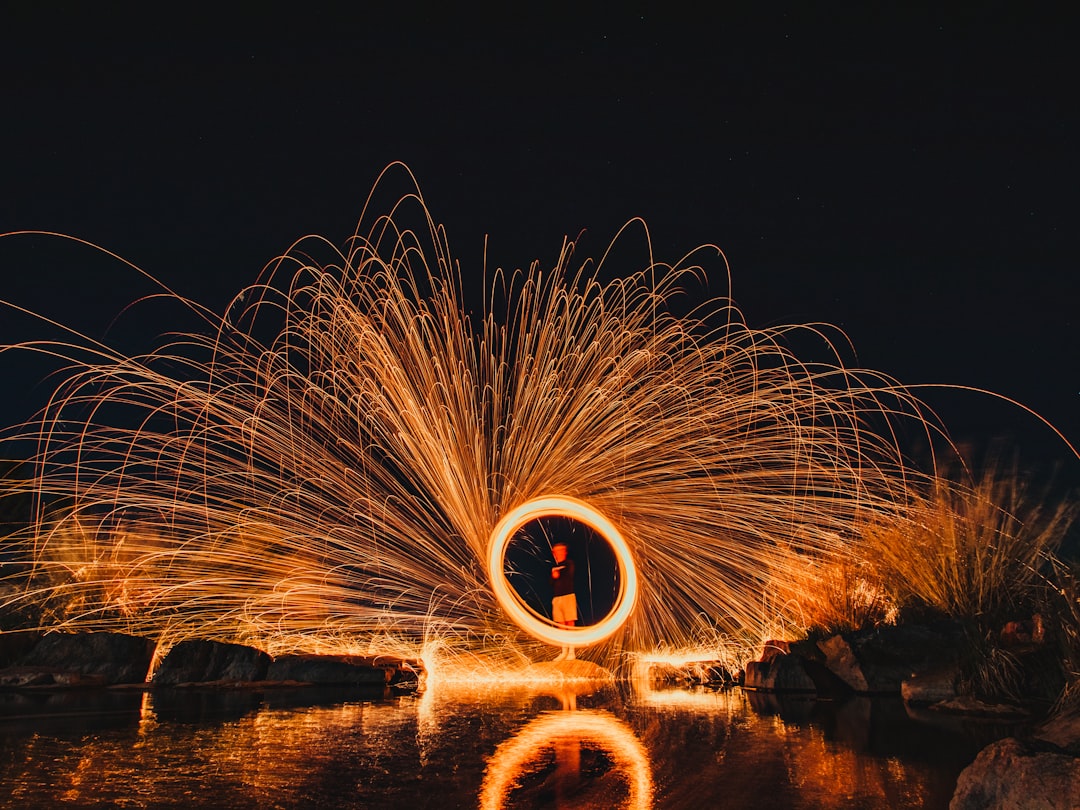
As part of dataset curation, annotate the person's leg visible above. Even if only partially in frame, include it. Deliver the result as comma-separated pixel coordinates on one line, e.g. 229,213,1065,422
563,595,577,660
552,595,569,659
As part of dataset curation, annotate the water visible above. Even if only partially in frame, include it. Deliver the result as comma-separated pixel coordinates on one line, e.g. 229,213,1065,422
0,682,1014,808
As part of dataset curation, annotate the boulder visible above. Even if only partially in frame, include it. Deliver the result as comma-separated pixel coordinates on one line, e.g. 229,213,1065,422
1000,614,1047,648
759,639,794,662
153,639,270,686
744,653,816,692
266,654,418,686
15,631,154,685
0,630,41,668
745,639,850,695
901,662,960,704
0,665,105,688
950,737,1080,809
819,623,961,695
647,660,735,686
1033,704,1080,756
759,638,822,663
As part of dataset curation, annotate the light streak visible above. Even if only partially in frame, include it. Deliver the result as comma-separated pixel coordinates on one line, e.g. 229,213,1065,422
487,496,637,646
0,164,956,669
478,709,652,810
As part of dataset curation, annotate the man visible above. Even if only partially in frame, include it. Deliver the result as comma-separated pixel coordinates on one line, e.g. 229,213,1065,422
551,542,577,661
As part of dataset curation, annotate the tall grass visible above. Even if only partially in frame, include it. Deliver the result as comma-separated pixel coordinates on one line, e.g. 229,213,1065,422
765,462,1076,641
858,464,1075,629
1041,557,1080,707
763,463,1078,701
764,555,895,637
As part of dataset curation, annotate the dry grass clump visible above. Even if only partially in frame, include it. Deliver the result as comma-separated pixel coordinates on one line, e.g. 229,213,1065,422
766,462,1075,643
857,464,1074,629
1042,558,1080,705
773,461,1079,702
765,555,895,637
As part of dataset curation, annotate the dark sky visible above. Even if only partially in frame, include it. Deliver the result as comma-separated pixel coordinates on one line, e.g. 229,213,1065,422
1,7,1076,478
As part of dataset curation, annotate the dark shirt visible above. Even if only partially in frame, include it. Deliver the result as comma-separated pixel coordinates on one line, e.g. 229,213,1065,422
551,559,575,597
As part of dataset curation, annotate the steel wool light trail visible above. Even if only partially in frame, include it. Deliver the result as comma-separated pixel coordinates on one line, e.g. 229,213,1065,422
0,165,946,669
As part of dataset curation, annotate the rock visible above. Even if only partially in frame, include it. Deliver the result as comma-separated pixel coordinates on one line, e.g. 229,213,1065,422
16,631,154,685
759,638,826,663
0,630,41,668
153,639,271,685
1033,705,1080,756
0,665,106,688
647,660,734,686
744,653,816,692
759,639,794,663
819,623,961,695
1000,614,1047,648
819,634,866,690
933,696,1029,718
745,639,850,695
902,662,960,704
266,654,417,686
950,737,1080,809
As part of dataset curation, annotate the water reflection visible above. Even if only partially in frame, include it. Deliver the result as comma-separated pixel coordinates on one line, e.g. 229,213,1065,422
480,709,652,809
0,683,1017,808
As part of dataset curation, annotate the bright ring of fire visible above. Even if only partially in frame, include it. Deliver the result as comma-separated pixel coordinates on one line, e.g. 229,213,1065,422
487,496,639,647
479,710,652,810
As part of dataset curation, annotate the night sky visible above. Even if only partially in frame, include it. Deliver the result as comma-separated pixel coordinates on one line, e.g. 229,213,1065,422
1,7,1076,481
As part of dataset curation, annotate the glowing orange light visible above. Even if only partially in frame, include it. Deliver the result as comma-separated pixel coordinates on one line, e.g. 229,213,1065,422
479,710,652,810
4,167,1021,666
487,496,638,647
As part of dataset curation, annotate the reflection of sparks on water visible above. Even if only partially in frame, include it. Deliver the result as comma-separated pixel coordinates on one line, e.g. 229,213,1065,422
637,683,744,713
2,686,951,808
415,674,613,768
479,710,652,810
2,164,949,667
138,690,157,736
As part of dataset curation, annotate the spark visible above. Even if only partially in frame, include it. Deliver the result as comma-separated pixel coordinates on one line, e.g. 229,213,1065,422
479,709,652,810
1,164,949,671
488,496,638,647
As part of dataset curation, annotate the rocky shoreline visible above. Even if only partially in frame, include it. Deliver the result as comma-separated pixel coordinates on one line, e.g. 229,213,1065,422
0,631,421,690
6,626,1080,807
649,621,1080,809
737,624,1080,809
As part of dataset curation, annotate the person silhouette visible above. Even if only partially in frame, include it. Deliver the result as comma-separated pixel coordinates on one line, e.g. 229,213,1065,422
551,542,576,661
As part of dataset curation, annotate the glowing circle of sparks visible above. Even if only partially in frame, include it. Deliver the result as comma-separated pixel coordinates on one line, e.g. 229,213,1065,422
487,496,639,647
479,710,653,810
